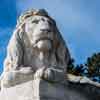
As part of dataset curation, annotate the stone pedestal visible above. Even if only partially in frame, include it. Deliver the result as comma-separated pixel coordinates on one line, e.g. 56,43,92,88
0,78,90,100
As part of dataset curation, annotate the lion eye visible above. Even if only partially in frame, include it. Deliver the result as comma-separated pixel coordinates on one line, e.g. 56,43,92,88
32,20,39,24
48,20,53,26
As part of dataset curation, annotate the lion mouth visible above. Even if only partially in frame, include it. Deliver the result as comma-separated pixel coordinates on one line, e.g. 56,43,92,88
32,36,53,50
35,37,53,44
33,33,53,44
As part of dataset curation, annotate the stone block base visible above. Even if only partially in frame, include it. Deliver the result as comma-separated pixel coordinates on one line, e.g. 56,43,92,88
0,79,90,100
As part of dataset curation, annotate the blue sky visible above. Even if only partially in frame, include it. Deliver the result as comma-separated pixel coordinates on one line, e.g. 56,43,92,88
0,0,100,74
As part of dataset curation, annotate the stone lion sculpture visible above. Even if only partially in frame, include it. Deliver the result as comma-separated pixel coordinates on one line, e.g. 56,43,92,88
0,9,100,100
1,9,71,88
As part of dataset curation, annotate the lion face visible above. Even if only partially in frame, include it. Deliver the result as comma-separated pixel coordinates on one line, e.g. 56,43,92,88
25,15,55,51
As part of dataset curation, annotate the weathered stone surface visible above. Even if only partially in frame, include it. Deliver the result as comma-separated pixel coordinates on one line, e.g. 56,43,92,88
0,9,100,100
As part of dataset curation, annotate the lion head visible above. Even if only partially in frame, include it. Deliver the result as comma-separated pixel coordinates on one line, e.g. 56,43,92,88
3,9,71,74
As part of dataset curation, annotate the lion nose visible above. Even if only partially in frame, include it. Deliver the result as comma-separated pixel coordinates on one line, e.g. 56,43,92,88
40,29,51,33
